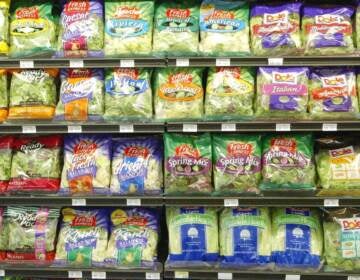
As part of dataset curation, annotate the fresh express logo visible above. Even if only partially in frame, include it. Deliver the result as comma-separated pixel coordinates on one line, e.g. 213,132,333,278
321,74,347,88
124,146,149,158
272,72,298,85
271,138,297,152
206,9,234,20
329,146,354,158
72,215,96,227
115,68,139,79
20,141,44,153
175,144,200,158
166,8,190,19
340,218,360,231
264,11,289,24
227,142,252,156
124,216,148,227
169,73,192,83
116,6,140,19
64,1,89,14
74,140,97,155
216,67,240,78
315,14,343,24
68,69,92,78
16,7,39,19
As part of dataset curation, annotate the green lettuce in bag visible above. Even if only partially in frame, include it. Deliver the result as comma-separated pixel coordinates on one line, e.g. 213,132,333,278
0,0,10,56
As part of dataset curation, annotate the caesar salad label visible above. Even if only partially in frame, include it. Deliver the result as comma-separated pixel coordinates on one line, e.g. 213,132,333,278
329,146,360,181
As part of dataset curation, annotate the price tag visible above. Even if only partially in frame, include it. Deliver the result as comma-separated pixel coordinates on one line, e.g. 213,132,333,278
216,58,231,67
68,125,82,133
92,271,106,279
348,276,360,280
218,272,233,280
174,271,189,279
268,58,284,66
0,270,5,276
285,275,300,280
322,123,338,132
146,272,160,280
224,199,239,207
221,123,236,132
324,199,339,207
120,59,135,68
119,124,134,133
69,59,84,68
22,125,36,134
20,60,34,69
276,123,291,132
176,59,190,67
183,124,197,132
127,198,141,206
68,271,82,278
72,198,86,206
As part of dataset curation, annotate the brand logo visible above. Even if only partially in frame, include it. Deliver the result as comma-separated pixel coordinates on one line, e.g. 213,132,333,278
115,68,139,79
166,8,190,19
271,138,297,152
175,144,200,158
207,10,234,20
16,7,39,19
116,6,140,19
227,142,252,156
169,73,192,83
14,211,38,228
272,72,298,85
74,140,97,155
72,215,96,227
64,2,89,14
315,14,343,24
340,218,360,231
321,74,347,88
329,146,354,158
124,146,149,158
216,67,240,78
123,216,148,227
264,11,289,24
20,141,44,153
68,69,92,78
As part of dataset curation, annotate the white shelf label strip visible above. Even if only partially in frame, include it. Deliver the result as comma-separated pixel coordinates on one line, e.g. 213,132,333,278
91,271,106,279
119,124,134,133
218,272,233,280
183,124,197,132
285,275,300,280
268,58,284,66
0,270,4,276
221,123,236,132
174,271,189,279
348,276,360,280
68,125,82,133
22,125,36,134
176,59,190,67
72,198,86,206
216,58,231,67
127,198,141,206
224,199,239,207
322,123,338,132
68,271,82,278
145,272,160,280
69,60,84,68
276,123,291,132
324,199,339,207
20,60,34,69
120,59,135,68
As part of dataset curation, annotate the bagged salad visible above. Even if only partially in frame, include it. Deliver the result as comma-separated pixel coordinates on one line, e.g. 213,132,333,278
55,208,108,267
154,68,204,120
104,1,154,57
8,136,62,194
0,208,6,260
0,70,8,122
104,68,152,120
0,0,10,56
110,137,163,196
213,134,261,195
205,67,255,120
0,136,13,193
302,6,355,56
164,133,212,195
57,0,104,58
9,0,58,58
255,67,309,119
199,0,250,56
55,68,104,121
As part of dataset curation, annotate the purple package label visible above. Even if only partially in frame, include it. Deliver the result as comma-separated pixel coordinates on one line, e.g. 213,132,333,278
65,235,97,252
262,34,294,49
215,155,261,175
116,237,147,249
269,95,300,111
310,33,346,48
34,208,49,261
251,3,302,18
262,150,308,169
323,96,352,112
303,6,354,18
166,156,211,176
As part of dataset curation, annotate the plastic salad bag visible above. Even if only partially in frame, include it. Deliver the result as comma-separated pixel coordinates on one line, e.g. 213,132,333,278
199,0,250,56
104,1,154,57
60,135,111,195
205,67,255,120
111,137,163,196
104,68,152,120
9,0,58,58
105,208,159,268
219,207,271,268
153,0,199,57
0,208,7,260
0,0,10,56
309,68,359,119
55,68,104,121
8,136,62,194
154,68,204,120
302,6,355,56
166,207,219,265
8,69,58,120
4,206,60,262
272,208,323,271
57,0,104,58
255,67,309,119
250,3,302,56
261,134,316,192
0,136,13,193
0,70,8,122
164,133,212,195
357,4,360,52
213,134,261,195
55,208,108,267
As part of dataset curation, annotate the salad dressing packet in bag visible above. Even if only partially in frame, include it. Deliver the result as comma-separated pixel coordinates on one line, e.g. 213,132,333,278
0,0,10,56
0,136,14,193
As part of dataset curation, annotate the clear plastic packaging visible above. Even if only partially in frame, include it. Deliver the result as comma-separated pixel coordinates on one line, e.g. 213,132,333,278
0,136,14,193
0,70,8,122
0,207,6,261
0,0,10,56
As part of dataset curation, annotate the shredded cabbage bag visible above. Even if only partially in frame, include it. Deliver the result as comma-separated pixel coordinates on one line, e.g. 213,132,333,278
154,68,204,120
0,70,8,122
110,136,163,196
8,136,62,194
166,207,219,264
250,3,302,56
0,0,10,56
104,68,152,120
153,0,199,57
0,136,14,193
220,207,271,268
272,208,323,271
55,69,104,121
309,67,359,119
213,134,261,195
199,0,250,56
255,67,309,119
302,6,355,56
55,208,108,267
164,133,212,195
60,135,111,196
205,67,255,120
105,208,159,268
104,1,154,57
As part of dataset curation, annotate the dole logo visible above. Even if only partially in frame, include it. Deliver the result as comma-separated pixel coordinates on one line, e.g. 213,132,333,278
16,7,39,19
175,144,200,158
315,14,342,24
227,142,252,156
341,218,360,231
116,68,138,79
116,6,140,19
264,11,288,24
208,10,234,20
64,2,89,14
124,146,149,158
272,72,297,84
72,215,96,227
166,8,190,19
169,73,192,83
321,74,347,88
329,146,354,158
74,140,97,155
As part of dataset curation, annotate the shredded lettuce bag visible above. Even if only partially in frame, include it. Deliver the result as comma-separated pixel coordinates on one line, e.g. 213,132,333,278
9,0,58,58
0,70,8,122
8,136,62,194
60,135,111,196
0,136,14,193
153,0,199,57
104,68,152,120
302,6,355,56
55,69,104,121
309,68,359,119
0,0,10,56
8,69,58,120
199,0,250,56
166,207,219,264
255,67,309,119
220,207,271,268
164,133,212,195
104,1,154,57
205,67,255,120
111,136,163,196
250,3,302,56
213,134,261,195
55,208,109,267
105,208,159,268
154,68,204,120
57,0,104,58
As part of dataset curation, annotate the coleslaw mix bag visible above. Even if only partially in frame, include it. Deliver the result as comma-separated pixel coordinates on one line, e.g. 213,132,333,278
199,0,250,56
0,136,14,193
0,0,10,56
0,70,8,122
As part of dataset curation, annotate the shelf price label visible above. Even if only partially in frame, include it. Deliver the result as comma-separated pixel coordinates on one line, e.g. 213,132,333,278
0,270,4,276
218,272,232,280
176,58,190,67
68,271,82,278
127,198,141,206
348,276,360,280
20,60,34,69
216,58,231,67
322,123,338,132
119,124,134,133
183,124,197,132
221,123,236,132
68,125,82,133
69,59,84,68
120,59,135,68
285,275,300,280
146,272,160,280
268,58,284,66
22,125,36,134
174,271,189,279
324,199,339,207
91,271,106,279
72,198,86,206
276,123,291,132
224,199,239,207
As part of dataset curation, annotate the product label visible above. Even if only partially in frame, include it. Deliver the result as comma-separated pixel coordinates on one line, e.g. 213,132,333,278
339,218,360,258
200,9,245,33
329,146,360,181
157,8,197,32
213,68,253,97
285,209,311,253
106,69,148,96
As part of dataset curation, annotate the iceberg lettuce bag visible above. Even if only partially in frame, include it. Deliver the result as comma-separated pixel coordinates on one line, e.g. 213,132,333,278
0,0,10,56
0,136,14,193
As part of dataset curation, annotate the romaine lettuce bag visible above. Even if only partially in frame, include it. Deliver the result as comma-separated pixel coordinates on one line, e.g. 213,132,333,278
110,136,163,196
55,208,108,267
302,6,355,56
0,70,8,122
220,207,271,268
164,133,212,195
272,208,323,271
0,0,10,56
166,207,219,264
0,136,13,193
199,0,250,56
255,67,309,119
154,68,204,120
213,134,261,195
60,135,111,195
104,1,154,57
205,67,255,120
